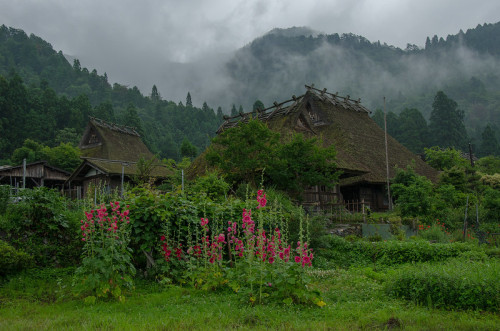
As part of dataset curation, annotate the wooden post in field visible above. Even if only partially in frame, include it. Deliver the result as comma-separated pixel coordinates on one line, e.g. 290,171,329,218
362,198,366,223
463,195,469,241
22,158,26,189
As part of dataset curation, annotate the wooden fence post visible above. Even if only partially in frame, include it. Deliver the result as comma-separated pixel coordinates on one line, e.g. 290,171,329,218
362,198,366,223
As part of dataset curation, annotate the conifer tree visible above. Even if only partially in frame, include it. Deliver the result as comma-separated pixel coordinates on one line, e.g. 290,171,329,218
202,101,209,112
397,108,429,153
186,92,193,108
480,124,499,156
230,104,238,116
428,91,467,150
123,103,144,137
151,85,160,102
180,138,197,159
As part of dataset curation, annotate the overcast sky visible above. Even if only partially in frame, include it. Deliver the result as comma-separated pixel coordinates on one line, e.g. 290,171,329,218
1,0,499,101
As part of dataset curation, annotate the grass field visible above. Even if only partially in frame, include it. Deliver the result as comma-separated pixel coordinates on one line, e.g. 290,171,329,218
1,267,499,330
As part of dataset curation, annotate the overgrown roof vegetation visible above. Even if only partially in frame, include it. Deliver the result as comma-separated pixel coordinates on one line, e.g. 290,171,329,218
192,86,438,189
79,117,154,162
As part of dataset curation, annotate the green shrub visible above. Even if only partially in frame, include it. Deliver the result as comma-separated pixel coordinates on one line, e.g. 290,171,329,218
1,187,82,267
386,259,500,311
0,240,33,276
314,235,372,268
417,222,451,243
0,185,10,214
190,171,230,202
314,235,482,268
391,167,434,218
482,187,500,222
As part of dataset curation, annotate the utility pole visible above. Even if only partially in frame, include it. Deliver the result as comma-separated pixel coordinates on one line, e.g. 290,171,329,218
384,97,392,210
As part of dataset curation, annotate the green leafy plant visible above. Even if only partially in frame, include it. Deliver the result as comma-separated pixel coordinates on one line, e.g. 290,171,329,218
1,187,82,267
386,258,500,311
73,202,135,301
417,220,452,243
156,190,324,306
0,240,33,277
0,185,10,214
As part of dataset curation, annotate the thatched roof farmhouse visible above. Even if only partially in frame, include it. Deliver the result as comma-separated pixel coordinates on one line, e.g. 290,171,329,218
66,117,171,198
190,85,438,211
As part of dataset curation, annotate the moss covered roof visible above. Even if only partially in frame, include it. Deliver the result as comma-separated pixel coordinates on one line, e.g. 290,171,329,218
192,85,438,185
79,117,153,161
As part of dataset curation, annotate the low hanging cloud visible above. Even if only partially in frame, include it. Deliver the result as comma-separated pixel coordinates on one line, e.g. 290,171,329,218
0,0,499,106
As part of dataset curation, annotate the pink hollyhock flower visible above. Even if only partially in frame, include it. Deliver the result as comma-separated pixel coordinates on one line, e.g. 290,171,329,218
217,233,225,243
294,256,301,263
303,256,310,265
269,257,275,264
257,189,263,196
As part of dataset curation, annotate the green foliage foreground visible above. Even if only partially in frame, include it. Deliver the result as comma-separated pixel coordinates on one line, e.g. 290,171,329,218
386,257,500,312
1,265,499,330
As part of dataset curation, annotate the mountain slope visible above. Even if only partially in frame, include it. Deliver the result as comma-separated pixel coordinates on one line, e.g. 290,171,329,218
221,23,500,138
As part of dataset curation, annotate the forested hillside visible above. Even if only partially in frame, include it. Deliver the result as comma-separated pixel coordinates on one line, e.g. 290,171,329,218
0,25,223,164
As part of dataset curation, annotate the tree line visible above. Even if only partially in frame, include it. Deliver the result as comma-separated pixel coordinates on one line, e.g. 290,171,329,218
372,91,499,157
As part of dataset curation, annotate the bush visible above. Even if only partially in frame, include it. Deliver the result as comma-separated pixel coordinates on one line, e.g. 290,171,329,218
482,187,500,222
0,240,33,277
417,220,452,243
0,187,82,267
386,258,500,311
0,185,10,214
190,172,230,202
314,235,482,268
391,167,433,218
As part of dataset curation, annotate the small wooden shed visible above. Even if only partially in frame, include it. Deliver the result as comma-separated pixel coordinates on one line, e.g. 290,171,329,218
0,161,70,192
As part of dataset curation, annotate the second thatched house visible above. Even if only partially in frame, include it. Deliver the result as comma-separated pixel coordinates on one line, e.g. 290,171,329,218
65,117,171,198
190,85,438,212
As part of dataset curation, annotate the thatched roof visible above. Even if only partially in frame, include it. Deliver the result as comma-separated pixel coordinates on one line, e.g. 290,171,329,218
193,85,438,185
79,117,153,161
67,118,172,184
66,157,172,182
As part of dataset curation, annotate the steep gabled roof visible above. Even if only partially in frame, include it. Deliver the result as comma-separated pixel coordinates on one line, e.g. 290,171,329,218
79,117,153,162
206,85,438,185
